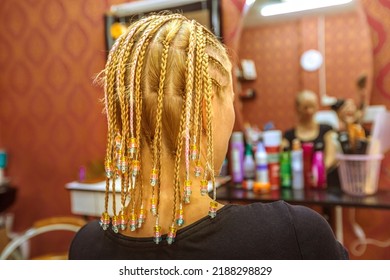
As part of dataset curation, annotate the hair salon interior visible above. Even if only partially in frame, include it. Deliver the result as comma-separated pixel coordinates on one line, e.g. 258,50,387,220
0,0,390,260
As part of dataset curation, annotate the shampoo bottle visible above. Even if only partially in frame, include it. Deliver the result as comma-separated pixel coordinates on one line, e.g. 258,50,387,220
280,147,291,189
291,139,304,190
311,142,326,189
302,142,314,189
254,141,270,193
263,130,282,190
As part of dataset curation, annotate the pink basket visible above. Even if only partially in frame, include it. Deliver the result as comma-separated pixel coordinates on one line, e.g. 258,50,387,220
336,154,383,196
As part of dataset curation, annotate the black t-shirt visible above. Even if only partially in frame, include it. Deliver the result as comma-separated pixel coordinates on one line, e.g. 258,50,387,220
69,201,348,260
284,124,333,150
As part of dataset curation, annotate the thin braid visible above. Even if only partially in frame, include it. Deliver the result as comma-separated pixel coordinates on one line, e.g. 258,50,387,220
102,34,125,222
153,23,182,217
172,101,187,222
193,26,206,181
193,26,204,140
154,40,170,214
182,21,196,207
201,53,210,179
204,55,216,199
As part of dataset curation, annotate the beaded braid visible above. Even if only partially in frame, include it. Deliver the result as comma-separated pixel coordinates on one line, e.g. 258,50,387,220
153,25,183,244
101,17,158,232
182,21,196,206
115,19,153,231
100,32,126,231
194,26,207,194
100,14,232,245
202,52,218,219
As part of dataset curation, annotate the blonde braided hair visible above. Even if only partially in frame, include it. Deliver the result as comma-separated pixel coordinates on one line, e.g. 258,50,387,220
100,13,231,244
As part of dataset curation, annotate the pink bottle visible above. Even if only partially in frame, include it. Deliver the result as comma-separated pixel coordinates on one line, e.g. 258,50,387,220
311,143,326,189
302,142,314,189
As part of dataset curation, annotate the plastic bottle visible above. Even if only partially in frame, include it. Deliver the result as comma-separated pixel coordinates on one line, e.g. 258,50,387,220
263,130,282,190
311,142,326,189
242,144,255,190
280,147,291,188
254,141,270,193
230,132,245,184
302,142,314,189
0,149,7,185
290,139,304,190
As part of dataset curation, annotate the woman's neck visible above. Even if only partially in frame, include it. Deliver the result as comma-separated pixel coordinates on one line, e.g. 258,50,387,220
119,148,223,238
295,119,319,141
298,118,316,129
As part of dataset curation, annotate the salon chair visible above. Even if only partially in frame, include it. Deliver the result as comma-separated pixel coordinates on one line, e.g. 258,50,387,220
0,216,85,260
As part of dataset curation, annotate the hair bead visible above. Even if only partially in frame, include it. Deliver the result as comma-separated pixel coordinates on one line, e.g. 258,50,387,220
153,225,162,244
167,225,177,245
111,215,120,233
150,168,158,187
99,212,110,230
200,179,208,196
208,201,218,219
138,204,146,228
119,211,128,231
176,203,185,226
183,179,192,204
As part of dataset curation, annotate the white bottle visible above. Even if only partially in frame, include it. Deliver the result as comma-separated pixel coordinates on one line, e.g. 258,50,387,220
291,139,304,190
255,142,269,184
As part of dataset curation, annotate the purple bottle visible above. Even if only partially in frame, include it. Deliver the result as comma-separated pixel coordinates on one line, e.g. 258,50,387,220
230,132,245,184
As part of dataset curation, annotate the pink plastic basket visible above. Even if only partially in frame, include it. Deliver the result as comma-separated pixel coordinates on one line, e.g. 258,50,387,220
336,153,383,196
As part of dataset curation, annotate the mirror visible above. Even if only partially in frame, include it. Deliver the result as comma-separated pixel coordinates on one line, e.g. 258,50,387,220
237,0,373,132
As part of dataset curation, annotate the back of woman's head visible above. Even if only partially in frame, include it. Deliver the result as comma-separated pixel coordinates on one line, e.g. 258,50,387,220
100,13,232,243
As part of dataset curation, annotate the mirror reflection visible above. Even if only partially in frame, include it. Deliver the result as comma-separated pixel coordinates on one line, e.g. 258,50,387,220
237,0,372,132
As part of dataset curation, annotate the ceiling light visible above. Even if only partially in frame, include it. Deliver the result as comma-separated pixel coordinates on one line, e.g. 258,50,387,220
261,0,353,17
